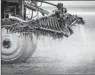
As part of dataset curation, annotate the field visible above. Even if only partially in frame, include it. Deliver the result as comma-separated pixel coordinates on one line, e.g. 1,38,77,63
1,4,95,74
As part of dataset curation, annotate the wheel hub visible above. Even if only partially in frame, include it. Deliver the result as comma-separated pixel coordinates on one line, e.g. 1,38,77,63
3,38,11,49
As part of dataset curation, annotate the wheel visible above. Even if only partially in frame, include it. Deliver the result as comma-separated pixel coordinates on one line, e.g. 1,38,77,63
1,18,37,63
1,28,37,63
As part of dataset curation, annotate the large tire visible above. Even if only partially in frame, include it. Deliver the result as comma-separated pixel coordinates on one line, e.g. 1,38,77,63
1,28,37,63
1,18,37,63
